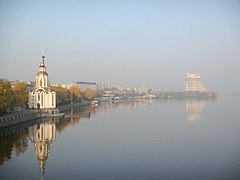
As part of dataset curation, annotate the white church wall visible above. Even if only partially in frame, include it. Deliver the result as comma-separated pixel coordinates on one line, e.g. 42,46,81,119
28,53,56,109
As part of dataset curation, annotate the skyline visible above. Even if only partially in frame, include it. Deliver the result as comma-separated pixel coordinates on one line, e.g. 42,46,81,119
1,0,240,92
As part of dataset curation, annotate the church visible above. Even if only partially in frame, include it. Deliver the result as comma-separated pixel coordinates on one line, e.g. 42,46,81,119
28,53,56,109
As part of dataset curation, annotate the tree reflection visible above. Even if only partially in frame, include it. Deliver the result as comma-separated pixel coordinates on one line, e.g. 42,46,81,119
0,105,95,168
0,128,28,165
1,100,168,172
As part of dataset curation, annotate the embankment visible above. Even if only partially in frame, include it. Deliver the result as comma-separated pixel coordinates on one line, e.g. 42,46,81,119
0,110,42,129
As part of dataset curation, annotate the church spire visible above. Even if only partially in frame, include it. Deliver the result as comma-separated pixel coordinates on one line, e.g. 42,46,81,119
41,50,45,65
39,51,46,69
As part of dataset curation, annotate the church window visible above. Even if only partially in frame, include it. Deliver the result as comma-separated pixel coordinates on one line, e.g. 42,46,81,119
41,127,43,138
52,93,54,107
40,79,42,87
44,77,46,87
38,93,40,101
41,93,43,107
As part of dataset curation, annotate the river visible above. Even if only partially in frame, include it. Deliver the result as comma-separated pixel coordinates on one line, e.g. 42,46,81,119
0,96,240,179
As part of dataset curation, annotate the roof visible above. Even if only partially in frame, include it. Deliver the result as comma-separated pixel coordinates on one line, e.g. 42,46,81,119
36,71,48,76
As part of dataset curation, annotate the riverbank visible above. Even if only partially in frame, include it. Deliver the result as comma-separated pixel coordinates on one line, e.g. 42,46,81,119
0,101,90,129
0,110,42,129
58,100,90,113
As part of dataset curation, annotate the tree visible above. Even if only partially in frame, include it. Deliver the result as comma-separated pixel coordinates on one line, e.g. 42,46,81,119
51,85,70,105
0,79,14,114
13,81,28,107
69,84,81,103
83,88,96,100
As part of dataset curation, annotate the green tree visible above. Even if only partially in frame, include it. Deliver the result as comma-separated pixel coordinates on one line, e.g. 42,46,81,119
0,79,14,114
13,81,28,107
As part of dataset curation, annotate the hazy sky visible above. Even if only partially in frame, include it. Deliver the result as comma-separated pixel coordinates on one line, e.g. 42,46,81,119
0,0,239,92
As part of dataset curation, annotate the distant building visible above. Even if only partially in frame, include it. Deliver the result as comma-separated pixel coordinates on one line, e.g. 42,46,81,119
97,82,112,90
26,81,35,91
28,53,56,109
185,72,206,92
133,87,147,94
51,83,67,89
74,81,97,92
10,81,34,91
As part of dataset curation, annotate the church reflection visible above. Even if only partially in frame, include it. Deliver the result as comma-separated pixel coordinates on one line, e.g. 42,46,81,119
1,99,210,173
25,101,157,174
27,106,94,175
28,118,57,174
185,99,207,123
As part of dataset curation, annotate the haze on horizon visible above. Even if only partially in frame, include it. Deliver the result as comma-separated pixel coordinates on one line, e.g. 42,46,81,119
0,0,239,92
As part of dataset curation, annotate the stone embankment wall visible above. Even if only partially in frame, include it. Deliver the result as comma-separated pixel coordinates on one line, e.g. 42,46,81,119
0,110,42,129
0,102,90,129
58,101,89,113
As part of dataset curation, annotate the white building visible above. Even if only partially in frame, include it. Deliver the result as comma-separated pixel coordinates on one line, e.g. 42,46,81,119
28,53,56,109
185,72,206,92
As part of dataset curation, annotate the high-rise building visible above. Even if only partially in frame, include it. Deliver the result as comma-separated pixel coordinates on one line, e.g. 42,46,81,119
28,52,56,109
185,72,206,92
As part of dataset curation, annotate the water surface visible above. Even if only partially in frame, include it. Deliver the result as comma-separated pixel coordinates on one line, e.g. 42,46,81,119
0,96,240,179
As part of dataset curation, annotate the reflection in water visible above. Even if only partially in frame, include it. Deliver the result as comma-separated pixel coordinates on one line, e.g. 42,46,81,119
28,106,95,175
0,105,95,173
94,99,156,113
0,100,155,169
28,118,57,174
2,98,239,179
185,99,207,123
0,128,29,165
0,99,210,174
0,99,209,171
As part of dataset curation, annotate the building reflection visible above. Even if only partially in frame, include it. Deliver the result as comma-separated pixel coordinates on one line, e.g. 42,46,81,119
94,99,156,113
185,99,207,123
2,99,203,171
27,106,94,175
28,118,58,174
25,101,157,174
